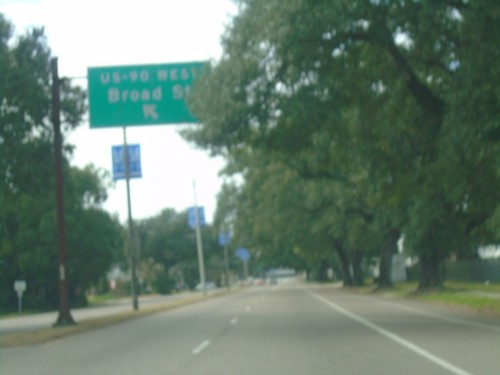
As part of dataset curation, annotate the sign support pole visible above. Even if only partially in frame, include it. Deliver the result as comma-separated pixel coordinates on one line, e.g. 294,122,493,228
18,294,23,314
193,181,206,295
123,127,139,310
51,58,75,326
243,260,249,283
218,231,231,289
223,242,230,290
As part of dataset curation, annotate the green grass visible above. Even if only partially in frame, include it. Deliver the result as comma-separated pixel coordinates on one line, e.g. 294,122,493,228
393,281,500,315
87,292,122,306
345,280,500,316
418,292,500,314
441,280,500,293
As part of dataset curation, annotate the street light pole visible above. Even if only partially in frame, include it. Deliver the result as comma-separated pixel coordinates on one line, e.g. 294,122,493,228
51,57,75,326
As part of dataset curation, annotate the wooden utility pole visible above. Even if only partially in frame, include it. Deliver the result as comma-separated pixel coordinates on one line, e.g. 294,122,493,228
51,57,75,326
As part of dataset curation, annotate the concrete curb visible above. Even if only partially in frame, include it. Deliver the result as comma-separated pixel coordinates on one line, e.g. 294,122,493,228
0,290,229,348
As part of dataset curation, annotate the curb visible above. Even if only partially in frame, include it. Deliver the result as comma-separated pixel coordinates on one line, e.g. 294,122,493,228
0,290,229,348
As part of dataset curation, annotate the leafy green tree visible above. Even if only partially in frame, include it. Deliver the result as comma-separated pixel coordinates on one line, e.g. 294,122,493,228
0,15,121,311
138,208,223,291
65,166,124,305
2,165,123,310
184,0,499,290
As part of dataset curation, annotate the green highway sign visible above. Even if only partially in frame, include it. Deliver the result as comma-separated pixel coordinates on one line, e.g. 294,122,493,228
88,61,207,127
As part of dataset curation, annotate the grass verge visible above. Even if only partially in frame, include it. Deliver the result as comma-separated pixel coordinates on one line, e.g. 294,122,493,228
417,292,500,315
0,291,226,348
344,280,500,316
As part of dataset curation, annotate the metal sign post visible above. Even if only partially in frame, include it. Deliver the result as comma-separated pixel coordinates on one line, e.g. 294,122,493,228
219,231,232,289
192,182,206,295
14,280,26,313
235,247,250,283
122,127,139,311
87,60,206,306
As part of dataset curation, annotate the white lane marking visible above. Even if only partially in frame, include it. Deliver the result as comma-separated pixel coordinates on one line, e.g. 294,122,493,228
245,306,252,312
307,290,475,375
230,318,238,325
378,300,500,333
192,340,211,355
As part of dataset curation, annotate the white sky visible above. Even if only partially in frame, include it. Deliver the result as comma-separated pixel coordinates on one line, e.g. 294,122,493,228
1,0,238,224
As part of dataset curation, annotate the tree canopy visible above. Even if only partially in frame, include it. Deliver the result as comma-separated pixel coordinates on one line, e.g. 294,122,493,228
183,0,500,289
137,208,226,292
0,14,123,311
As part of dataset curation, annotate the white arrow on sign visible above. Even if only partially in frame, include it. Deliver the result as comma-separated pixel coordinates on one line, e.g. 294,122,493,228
143,104,159,120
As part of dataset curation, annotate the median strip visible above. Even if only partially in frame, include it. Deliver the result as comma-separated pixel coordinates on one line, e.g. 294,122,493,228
0,291,228,348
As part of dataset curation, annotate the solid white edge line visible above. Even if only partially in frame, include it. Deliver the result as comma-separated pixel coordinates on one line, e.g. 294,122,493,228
192,340,211,355
378,299,500,333
307,289,475,375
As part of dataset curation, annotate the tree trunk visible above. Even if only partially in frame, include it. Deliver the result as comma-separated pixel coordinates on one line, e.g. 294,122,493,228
334,240,353,286
418,252,444,290
378,247,393,288
351,249,364,286
318,259,330,282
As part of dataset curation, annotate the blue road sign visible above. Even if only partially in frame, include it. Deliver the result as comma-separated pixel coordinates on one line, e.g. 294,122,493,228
188,206,205,229
112,144,142,180
218,232,232,246
235,247,250,262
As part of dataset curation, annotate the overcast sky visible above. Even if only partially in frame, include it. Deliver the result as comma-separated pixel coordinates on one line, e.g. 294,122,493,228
1,0,238,224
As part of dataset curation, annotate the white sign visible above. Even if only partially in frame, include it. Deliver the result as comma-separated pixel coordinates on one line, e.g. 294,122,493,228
14,280,27,313
14,280,27,295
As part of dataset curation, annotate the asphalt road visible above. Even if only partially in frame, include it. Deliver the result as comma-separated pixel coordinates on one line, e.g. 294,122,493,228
1,284,499,375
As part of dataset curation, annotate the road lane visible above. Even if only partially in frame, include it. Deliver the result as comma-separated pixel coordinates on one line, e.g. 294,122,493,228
308,289,473,375
1,284,499,375
311,285,500,375
184,285,450,375
0,287,264,375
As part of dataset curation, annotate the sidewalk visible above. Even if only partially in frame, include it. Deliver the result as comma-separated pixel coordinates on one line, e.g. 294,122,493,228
0,291,201,336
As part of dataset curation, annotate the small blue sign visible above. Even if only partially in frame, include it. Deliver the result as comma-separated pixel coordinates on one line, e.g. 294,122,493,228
112,144,142,180
235,247,250,262
188,206,205,229
218,232,232,246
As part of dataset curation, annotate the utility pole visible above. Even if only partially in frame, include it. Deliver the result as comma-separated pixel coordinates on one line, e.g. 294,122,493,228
51,57,75,326
223,238,230,290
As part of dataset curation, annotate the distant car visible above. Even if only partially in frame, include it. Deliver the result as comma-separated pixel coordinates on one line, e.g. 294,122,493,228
253,278,265,285
195,281,216,291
